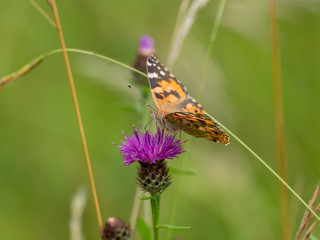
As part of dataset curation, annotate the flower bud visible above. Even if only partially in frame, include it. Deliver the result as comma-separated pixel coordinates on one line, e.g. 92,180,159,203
137,160,172,194
132,35,156,86
101,217,130,240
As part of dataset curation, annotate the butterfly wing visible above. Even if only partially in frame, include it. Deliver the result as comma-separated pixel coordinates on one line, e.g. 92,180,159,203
165,112,230,145
147,55,229,145
147,55,191,113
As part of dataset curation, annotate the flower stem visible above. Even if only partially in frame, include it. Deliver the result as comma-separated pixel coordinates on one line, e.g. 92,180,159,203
150,193,161,240
206,112,320,223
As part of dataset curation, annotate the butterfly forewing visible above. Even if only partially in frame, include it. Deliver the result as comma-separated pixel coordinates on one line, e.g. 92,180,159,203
147,55,188,112
147,55,206,115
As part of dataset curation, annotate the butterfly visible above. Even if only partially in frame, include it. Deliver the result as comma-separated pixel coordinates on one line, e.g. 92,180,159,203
146,55,229,145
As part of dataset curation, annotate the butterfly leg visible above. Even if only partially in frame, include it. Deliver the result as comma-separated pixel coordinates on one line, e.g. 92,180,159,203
144,119,153,132
157,128,167,154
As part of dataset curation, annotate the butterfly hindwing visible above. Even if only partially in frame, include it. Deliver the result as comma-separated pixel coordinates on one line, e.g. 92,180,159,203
176,96,205,114
165,112,229,144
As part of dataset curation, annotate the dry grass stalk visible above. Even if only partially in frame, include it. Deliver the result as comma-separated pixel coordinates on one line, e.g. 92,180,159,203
49,0,103,228
69,188,87,240
29,0,56,28
167,0,190,67
0,56,44,91
302,220,317,240
296,183,320,240
166,0,209,68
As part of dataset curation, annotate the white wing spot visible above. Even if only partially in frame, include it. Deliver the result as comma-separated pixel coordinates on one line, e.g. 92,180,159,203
148,72,159,78
147,62,152,66
160,71,166,76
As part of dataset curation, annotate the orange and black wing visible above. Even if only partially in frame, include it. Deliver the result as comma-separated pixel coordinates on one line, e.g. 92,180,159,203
147,55,199,114
165,112,230,145
147,55,229,145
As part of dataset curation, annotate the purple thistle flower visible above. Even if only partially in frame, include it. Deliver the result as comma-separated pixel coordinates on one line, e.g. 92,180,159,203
138,35,154,54
132,35,156,86
117,125,184,165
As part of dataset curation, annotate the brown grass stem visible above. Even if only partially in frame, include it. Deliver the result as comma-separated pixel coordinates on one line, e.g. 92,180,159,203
296,184,320,240
48,0,102,229
269,0,290,239
29,0,56,28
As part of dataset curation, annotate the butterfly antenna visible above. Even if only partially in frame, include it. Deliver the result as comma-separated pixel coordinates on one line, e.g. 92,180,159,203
127,84,157,111
127,84,148,103
146,103,157,112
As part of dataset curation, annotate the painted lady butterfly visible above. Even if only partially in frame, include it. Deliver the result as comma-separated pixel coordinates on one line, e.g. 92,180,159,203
146,55,229,145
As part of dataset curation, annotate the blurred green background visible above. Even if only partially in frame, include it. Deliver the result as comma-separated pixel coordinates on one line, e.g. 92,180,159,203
1,0,320,239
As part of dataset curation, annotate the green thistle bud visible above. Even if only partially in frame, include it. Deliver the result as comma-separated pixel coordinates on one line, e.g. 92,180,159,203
137,160,172,195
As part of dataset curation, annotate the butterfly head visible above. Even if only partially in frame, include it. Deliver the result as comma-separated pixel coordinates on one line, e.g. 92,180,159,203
150,110,181,133
150,110,164,127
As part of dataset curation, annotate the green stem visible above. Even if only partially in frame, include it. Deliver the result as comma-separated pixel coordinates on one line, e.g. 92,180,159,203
206,113,320,223
197,0,226,99
150,193,161,240
2,46,320,224
1,48,148,91
45,48,320,224
46,48,147,77
165,140,191,240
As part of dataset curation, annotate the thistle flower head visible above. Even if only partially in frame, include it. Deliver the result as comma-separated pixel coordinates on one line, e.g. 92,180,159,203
101,217,130,240
132,35,156,86
138,34,154,55
117,125,184,165
137,160,172,194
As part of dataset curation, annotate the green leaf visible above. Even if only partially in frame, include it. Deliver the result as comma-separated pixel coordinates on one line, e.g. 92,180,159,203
169,167,196,176
158,224,191,231
139,196,152,200
137,218,152,240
